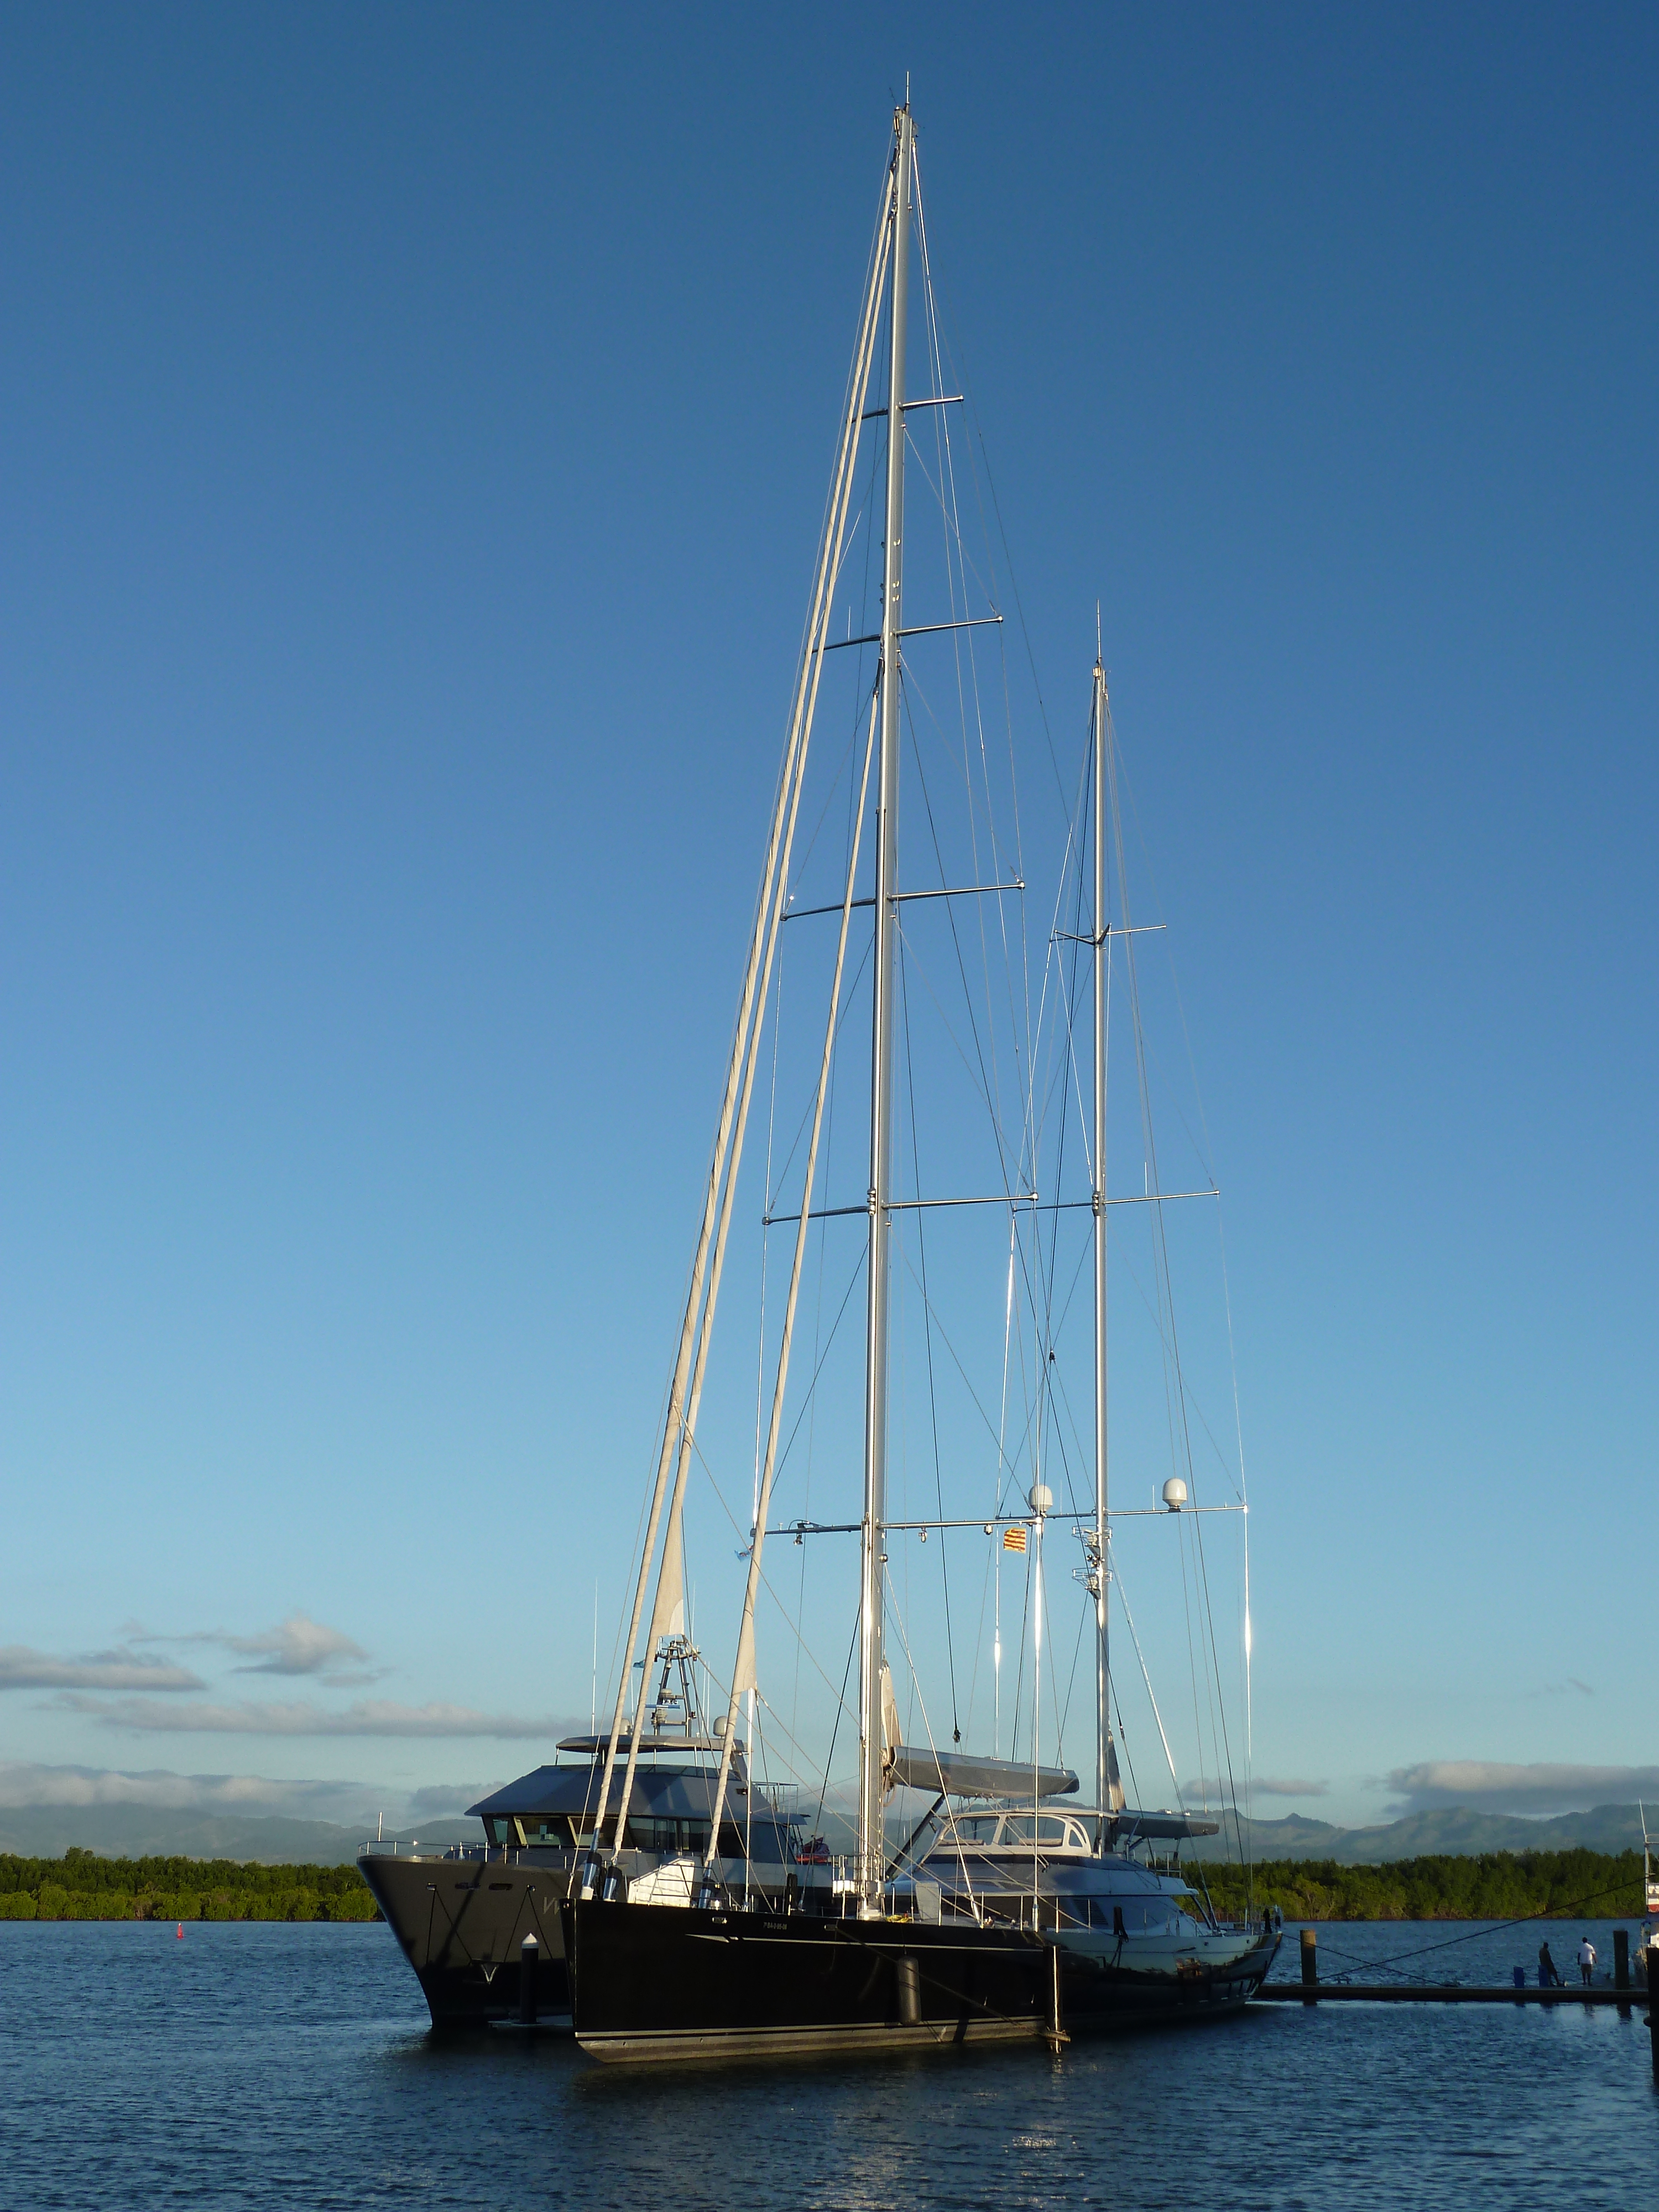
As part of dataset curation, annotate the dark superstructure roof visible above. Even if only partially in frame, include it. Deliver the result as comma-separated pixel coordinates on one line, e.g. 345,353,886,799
466,1759,789,1825
555,1734,737,1756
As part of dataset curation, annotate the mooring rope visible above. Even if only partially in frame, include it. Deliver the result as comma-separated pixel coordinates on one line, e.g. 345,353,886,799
1292,1877,1647,1981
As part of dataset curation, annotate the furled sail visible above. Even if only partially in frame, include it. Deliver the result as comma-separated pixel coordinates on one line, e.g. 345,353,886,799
888,1746,1079,1801
647,1503,687,1645
1107,1807,1220,1840
879,1664,900,1785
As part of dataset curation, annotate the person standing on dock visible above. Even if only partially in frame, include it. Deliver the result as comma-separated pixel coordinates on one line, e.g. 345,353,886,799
1577,1937,1597,1987
1539,1941,1564,1987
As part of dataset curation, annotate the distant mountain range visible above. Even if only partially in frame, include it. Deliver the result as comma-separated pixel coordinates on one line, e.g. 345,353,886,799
1187,1803,1654,1863
0,1798,1651,1869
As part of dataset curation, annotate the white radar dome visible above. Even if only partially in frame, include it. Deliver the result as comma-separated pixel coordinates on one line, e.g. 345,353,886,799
1161,1478,1188,1511
1029,1483,1053,1516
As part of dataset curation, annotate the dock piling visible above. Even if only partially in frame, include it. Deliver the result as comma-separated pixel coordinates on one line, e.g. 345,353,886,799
519,1933,539,2026
1648,1950,1658,2086
1613,1929,1629,1990
1300,1927,1318,2001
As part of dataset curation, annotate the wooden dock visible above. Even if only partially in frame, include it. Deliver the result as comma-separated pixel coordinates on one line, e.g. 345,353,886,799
1256,1984,1647,2006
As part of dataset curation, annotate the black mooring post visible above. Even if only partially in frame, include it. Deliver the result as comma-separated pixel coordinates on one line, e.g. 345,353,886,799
519,1932,539,2026
1647,1949,1658,2085
1613,1929,1629,1990
1300,1926,1318,2002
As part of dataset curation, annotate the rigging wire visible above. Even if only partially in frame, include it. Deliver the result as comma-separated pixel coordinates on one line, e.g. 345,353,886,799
1302,1884,1649,1981
899,954,961,1743
914,158,1032,1163
1105,700,1245,1864
686,1431,857,1735
752,951,785,1524
809,1609,862,1844
1111,1561,1186,1812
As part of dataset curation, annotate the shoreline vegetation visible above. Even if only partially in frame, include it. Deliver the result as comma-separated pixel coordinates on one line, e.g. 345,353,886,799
0,1848,380,1921
0,1844,1647,1925
1198,1846,1650,1922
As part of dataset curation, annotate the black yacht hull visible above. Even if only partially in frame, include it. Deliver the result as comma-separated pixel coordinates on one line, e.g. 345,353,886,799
564,1898,1053,2062
359,1851,574,2028
564,1900,1279,2063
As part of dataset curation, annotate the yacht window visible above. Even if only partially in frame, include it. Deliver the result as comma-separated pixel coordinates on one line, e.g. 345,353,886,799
1070,1899,1121,1929
625,1818,711,1854
996,1815,1070,1847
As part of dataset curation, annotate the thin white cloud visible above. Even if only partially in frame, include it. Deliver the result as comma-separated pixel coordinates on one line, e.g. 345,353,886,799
58,1694,575,1739
0,1759,372,1819
128,1612,377,1684
0,1645,205,1693
1387,1760,1659,1815
221,1613,373,1680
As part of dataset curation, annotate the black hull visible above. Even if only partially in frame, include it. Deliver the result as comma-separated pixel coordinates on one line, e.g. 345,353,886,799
359,1851,574,2028
565,1900,1278,2063
565,1898,1053,2062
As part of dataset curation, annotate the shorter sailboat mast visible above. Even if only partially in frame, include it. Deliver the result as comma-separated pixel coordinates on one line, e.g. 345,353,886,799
858,102,911,1921
1092,650,1112,1840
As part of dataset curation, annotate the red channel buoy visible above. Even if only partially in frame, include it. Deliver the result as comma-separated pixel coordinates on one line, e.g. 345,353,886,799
176,1923,184,1939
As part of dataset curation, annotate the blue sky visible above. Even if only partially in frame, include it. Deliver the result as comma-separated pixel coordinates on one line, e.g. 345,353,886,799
2,3,1654,1834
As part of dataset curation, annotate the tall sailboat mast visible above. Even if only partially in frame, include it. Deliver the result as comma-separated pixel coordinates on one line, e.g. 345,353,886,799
1091,650,1112,1839
552,107,1286,2067
858,103,911,1919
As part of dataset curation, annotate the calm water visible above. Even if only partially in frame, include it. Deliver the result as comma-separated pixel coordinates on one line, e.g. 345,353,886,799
3,1920,1655,2209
